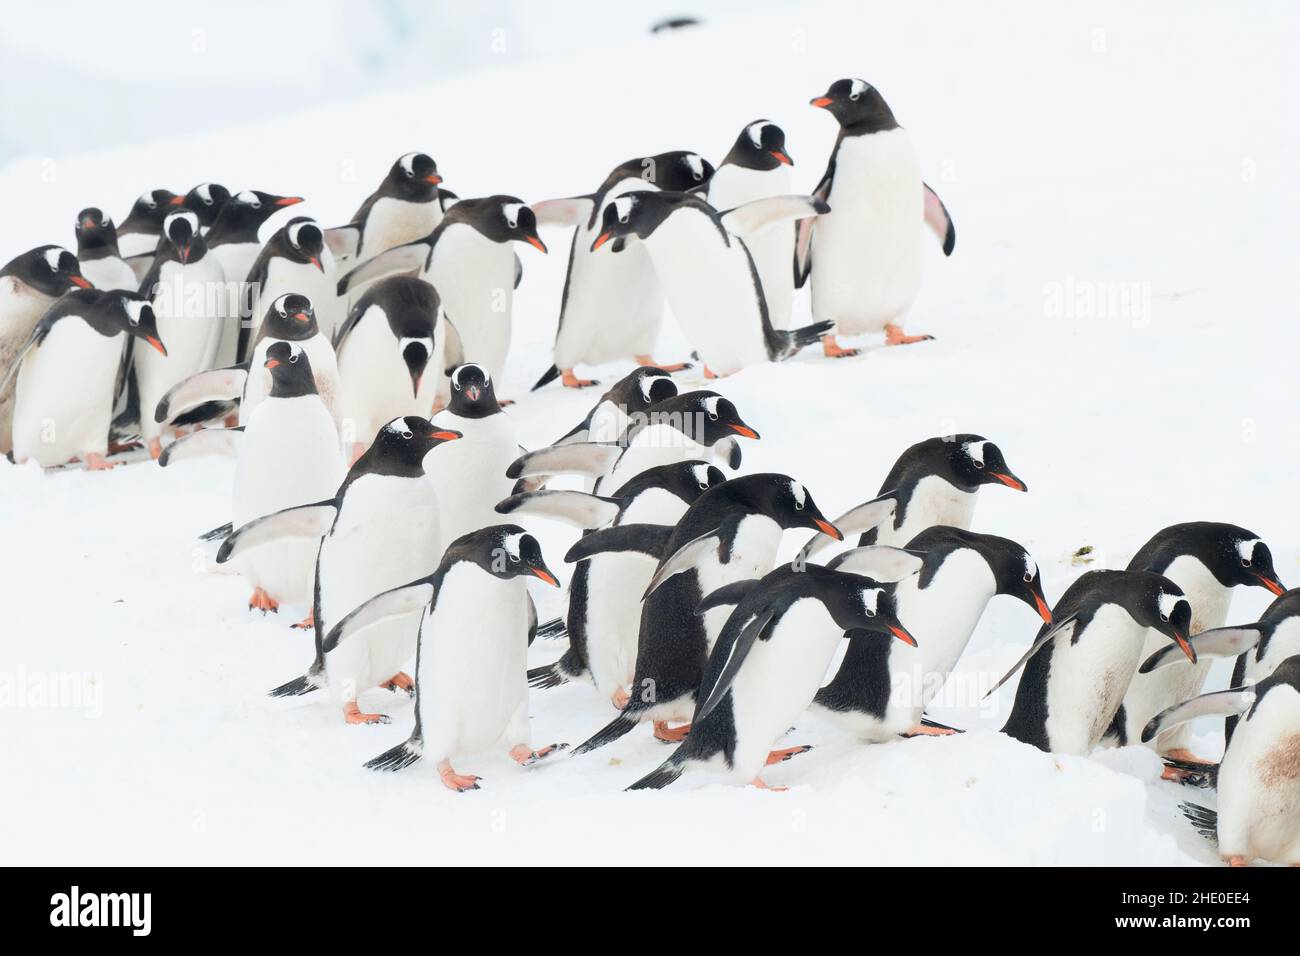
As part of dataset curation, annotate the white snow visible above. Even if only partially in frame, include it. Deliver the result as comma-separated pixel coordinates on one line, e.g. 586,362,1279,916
2,1,1295,865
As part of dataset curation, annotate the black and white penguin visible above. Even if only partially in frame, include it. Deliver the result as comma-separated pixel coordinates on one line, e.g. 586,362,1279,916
336,196,547,391
1107,522,1285,772
800,434,1027,561
996,569,1195,756
589,190,831,377
507,389,757,496
568,473,843,753
530,150,715,389
243,216,343,354
548,365,678,446
216,416,461,722
74,208,137,291
1146,656,1300,866
116,188,181,279
324,152,447,266
179,183,232,231
135,209,228,457
628,563,916,791
3,289,165,469
0,245,91,454
334,276,441,462
801,78,955,356
706,120,797,331
500,460,727,707
811,529,1052,740
325,525,566,791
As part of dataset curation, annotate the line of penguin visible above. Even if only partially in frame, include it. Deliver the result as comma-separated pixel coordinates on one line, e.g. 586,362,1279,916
2,79,1296,867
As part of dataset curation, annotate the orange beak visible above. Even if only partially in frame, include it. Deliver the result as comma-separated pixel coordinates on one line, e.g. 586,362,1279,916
1255,574,1285,596
815,519,842,541
178,245,191,264
770,150,792,165
889,625,917,647
70,275,92,289
146,336,167,356
1174,632,1197,664
532,568,559,587
429,430,460,441
1033,591,1052,624
169,195,184,205
276,196,304,206
525,235,548,253
728,423,759,439
309,256,323,272
425,174,442,185
991,472,1026,491
810,96,833,108
293,312,310,323
265,358,280,369
591,232,611,251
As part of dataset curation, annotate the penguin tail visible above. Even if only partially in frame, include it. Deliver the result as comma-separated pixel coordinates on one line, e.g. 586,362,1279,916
531,364,561,391
268,662,326,698
570,709,641,757
787,319,835,352
1178,802,1218,845
199,521,234,542
626,753,687,791
536,617,568,640
528,662,569,690
364,735,423,772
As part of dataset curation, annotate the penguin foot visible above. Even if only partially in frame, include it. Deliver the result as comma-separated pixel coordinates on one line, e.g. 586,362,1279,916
510,743,568,767
883,324,934,346
703,365,718,379
611,687,630,710
560,368,599,388
148,437,164,460
342,702,391,725
1164,748,1216,765
1225,855,1249,867
381,671,415,696
821,334,860,358
766,745,812,766
653,720,691,743
635,355,693,374
84,453,117,471
1160,748,1218,785
248,587,279,614
901,723,958,738
437,760,481,792
750,777,788,792
223,414,238,428
290,610,315,630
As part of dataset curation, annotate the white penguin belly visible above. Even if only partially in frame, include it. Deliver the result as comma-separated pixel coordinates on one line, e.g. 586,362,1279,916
0,287,54,453
80,256,137,292
695,515,783,653
583,552,648,696
876,477,976,547
1216,687,1300,864
242,334,342,439
212,242,261,365
1045,605,1146,755
812,130,924,334
708,164,795,330
336,313,439,440
253,256,343,342
358,197,442,263
427,409,516,548
1248,619,1300,684
428,228,515,383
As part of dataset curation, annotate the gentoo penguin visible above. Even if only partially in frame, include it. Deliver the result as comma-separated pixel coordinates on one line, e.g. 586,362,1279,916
324,152,447,266
0,245,91,453
163,342,344,615
3,289,165,469
811,530,1052,741
996,569,1195,756
74,208,137,291
800,434,1027,560
333,276,441,462
589,191,831,377
204,190,304,363
569,474,843,754
116,188,181,279
217,417,461,722
628,563,916,791
549,365,678,446
242,217,343,355
336,196,547,390
706,120,797,330
508,389,758,497
325,525,566,791
499,460,728,706
802,78,956,356
179,183,232,231
531,150,715,389
1146,657,1300,866
154,293,343,434
135,209,228,457
1106,523,1284,773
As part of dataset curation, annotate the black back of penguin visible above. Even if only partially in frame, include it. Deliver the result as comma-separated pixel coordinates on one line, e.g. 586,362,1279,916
1,245,91,296
1127,521,1284,596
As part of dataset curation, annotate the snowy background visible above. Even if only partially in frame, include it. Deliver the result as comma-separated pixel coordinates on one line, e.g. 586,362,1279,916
2,1,1297,864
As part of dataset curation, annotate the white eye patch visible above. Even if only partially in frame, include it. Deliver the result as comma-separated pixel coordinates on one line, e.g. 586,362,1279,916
123,299,146,325
1023,553,1038,580
684,153,704,180
790,481,807,509
398,152,420,176
963,440,988,467
287,220,315,247
196,183,213,204
1236,538,1261,563
383,417,412,435
744,121,771,148
43,248,63,271
612,196,634,224
691,464,712,488
138,191,156,208
637,373,665,403
1157,591,1182,620
165,210,199,233
860,587,882,616
849,79,868,100
502,202,524,229
450,363,488,389
399,336,432,357
271,293,297,315
701,395,721,418
236,190,259,205
503,533,524,562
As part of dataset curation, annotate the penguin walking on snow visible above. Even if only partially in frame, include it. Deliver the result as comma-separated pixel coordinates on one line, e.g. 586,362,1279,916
324,152,449,266
1106,522,1284,777
706,120,797,330
115,189,181,280
74,208,137,291
325,526,566,791
590,191,832,377
217,417,462,723
1145,656,1300,866
531,150,714,388
568,474,843,754
629,563,917,791
3,289,165,469
995,569,1196,756
801,78,956,356
811,530,1052,741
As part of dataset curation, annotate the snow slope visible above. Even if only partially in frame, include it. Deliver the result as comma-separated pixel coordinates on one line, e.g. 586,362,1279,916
2,1,1296,865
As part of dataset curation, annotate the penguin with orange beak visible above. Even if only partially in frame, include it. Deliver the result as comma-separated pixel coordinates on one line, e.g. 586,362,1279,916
115,188,180,280
323,152,453,267
243,217,343,354
74,207,137,292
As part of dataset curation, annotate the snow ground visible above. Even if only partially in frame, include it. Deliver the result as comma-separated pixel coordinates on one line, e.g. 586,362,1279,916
2,1,1297,864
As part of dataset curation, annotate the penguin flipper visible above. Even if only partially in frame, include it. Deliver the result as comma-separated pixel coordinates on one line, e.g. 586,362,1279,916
983,615,1080,700
714,435,743,470
0,328,44,397
643,522,738,599
719,194,829,239
336,241,429,296
626,752,688,791
506,442,621,480
923,183,956,256
1179,802,1219,844
695,608,778,723
698,579,761,613
1141,687,1256,744
1140,625,1262,674
799,493,898,561
514,252,523,289
154,363,249,424
321,578,434,654
216,500,339,564
323,223,361,262
827,546,925,583
157,427,244,467
530,195,595,227
564,524,672,564
495,489,621,529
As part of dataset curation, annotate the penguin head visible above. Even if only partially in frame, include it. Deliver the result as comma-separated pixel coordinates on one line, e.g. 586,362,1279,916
611,460,727,506
474,197,545,251
74,207,119,255
263,340,316,397
476,525,560,588
284,218,326,272
946,436,1027,492
1192,526,1284,595
218,190,304,232
722,121,793,171
648,150,716,191
120,189,180,232
827,573,917,647
5,245,92,295
400,337,433,399
447,363,500,417
590,191,697,250
116,293,167,357
979,534,1053,624
685,391,760,446
742,474,841,540
1233,536,1285,595
181,183,231,228
810,78,897,131
633,367,678,407
360,416,461,474
262,293,318,341
1134,574,1195,663
163,211,201,263
384,152,442,202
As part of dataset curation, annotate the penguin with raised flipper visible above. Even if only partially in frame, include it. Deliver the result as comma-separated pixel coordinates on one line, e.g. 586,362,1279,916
74,208,137,291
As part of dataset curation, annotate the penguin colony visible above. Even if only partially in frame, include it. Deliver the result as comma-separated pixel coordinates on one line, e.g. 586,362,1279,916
2,77,1296,868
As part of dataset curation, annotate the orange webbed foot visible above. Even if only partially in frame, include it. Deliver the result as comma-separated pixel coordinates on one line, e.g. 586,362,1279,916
381,672,415,696
611,687,630,710
561,368,599,388
509,743,568,767
901,723,959,738
342,702,390,725
750,777,788,792
84,452,117,471
291,609,315,630
766,745,812,766
148,437,164,460
883,324,934,346
635,355,692,373
248,587,279,614
821,334,860,358
437,760,481,792
653,721,691,743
